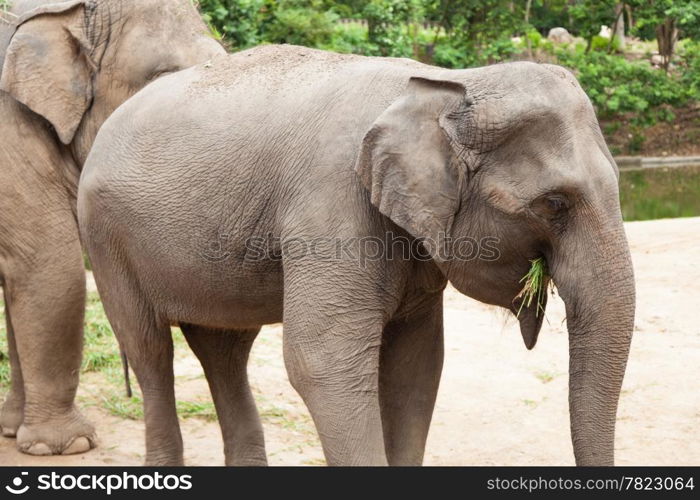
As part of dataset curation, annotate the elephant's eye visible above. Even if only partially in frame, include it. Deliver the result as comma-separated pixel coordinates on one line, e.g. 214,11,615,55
533,193,571,220
546,196,567,212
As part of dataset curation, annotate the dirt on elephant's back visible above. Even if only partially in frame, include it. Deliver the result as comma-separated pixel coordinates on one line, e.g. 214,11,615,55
0,217,699,466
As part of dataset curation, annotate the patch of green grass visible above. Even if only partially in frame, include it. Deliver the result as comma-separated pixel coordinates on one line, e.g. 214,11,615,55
534,370,558,384
176,400,217,422
0,352,9,389
522,399,538,408
1,292,216,423
171,327,188,350
100,392,217,422
259,406,286,419
259,404,313,433
83,253,92,271
515,257,550,318
0,300,9,390
101,394,144,420
82,293,121,372
302,458,327,466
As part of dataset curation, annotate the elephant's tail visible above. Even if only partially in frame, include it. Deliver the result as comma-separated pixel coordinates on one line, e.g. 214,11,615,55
120,349,133,398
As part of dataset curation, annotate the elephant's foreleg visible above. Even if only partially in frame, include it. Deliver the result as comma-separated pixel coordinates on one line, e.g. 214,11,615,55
379,297,444,465
0,296,25,437
5,243,95,455
282,267,389,466
181,325,267,466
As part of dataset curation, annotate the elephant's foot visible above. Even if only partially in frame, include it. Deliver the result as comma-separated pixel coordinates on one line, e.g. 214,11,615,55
144,451,185,466
0,394,24,438
226,457,269,466
224,443,269,466
17,407,96,456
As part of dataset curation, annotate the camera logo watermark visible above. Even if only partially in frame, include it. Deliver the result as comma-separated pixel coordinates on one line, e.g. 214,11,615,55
199,233,232,262
5,472,29,495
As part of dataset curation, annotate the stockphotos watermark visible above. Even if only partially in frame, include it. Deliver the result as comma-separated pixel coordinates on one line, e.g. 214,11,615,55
199,232,501,267
4,471,192,496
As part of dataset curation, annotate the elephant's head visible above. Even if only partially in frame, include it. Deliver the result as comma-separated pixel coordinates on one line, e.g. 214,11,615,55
355,62,635,465
0,0,224,163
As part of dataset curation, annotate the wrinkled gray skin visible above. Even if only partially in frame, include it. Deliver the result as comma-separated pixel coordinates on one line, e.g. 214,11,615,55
79,45,636,466
0,0,223,455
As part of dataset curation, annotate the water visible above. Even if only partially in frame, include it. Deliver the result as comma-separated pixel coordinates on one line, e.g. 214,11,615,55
619,165,700,221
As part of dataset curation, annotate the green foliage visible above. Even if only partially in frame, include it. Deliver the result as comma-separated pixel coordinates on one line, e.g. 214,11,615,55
433,34,519,68
197,0,264,48
431,36,468,68
555,48,694,126
323,22,377,54
569,0,615,45
678,40,700,98
197,0,342,49
529,0,570,34
362,0,423,56
630,0,700,40
590,34,621,53
263,4,338,46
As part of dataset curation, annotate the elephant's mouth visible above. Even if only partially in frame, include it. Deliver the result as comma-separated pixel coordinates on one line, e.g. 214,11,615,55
510,255,551,350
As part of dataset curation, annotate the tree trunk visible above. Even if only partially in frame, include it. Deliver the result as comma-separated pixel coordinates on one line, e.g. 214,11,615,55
625,3,633,30
656,17,678,73
525,0,533,58
613,3,625,50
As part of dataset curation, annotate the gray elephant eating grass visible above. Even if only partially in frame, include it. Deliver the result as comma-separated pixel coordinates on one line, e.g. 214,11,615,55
0,0,223,455
79,44,635,466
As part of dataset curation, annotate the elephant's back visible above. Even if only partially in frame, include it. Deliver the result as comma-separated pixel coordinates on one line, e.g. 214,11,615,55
186,44,430,103
81,44,446,224
109,44,437,162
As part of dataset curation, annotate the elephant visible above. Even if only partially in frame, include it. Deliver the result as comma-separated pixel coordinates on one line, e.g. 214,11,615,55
78,44,636,466
0,0,223,455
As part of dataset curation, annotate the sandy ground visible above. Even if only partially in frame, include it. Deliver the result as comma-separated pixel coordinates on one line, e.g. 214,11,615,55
0,217,698,466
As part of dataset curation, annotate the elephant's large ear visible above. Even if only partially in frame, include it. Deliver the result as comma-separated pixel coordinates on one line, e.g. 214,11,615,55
0,1,96,144
355,77,468,259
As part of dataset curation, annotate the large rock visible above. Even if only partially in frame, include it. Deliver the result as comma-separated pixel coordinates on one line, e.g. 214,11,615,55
547,27,573,44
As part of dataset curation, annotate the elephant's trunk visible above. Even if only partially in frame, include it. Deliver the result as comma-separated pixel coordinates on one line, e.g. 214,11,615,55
552,214,635,466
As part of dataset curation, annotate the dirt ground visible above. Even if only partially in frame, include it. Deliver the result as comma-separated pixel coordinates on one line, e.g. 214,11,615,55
0,217,698,466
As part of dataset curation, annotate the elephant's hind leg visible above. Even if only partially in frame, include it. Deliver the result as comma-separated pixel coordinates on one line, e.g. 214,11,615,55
102,295,183,466
181,325,267,466
379,296,444,465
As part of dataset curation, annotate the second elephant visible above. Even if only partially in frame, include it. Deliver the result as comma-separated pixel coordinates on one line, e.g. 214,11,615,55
79,45,636,466
0,0,223,455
